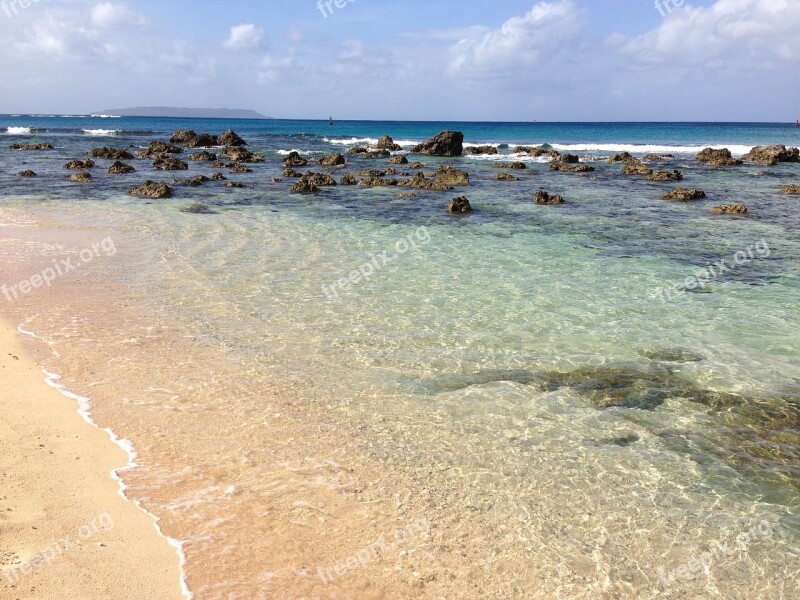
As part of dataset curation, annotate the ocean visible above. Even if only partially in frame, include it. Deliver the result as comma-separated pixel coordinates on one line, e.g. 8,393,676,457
1,116,798,599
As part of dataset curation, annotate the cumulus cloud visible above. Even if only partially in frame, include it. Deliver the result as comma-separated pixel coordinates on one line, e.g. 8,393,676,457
448,0,587,78
224,24,269,52
90,2,146,29
615,0,800,68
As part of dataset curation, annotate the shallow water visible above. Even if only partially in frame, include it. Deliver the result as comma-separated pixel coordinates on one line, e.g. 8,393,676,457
1,120,799,599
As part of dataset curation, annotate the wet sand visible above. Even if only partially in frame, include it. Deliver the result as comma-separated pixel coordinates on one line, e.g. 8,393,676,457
0,319,185,600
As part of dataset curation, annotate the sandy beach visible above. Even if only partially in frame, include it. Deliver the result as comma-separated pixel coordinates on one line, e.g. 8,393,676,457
0,319,184,600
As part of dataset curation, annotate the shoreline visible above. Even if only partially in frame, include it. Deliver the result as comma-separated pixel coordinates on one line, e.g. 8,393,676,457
0,318,186,600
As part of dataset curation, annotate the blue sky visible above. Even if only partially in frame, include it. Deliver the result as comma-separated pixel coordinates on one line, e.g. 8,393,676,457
0,0,798,121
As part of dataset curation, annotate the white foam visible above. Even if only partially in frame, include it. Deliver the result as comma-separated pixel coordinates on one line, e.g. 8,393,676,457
91,114,122,119
276,149,321,156
83,129,121,136
16,323,193,599
7,126,32,134
323,136,379,146
547,142,754,156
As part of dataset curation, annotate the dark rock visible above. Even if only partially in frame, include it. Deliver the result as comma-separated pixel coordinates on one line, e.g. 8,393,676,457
128,180,172,198
17,170,37,177
388,155,409,165
64,159,95,170
301,172,337,187
210,172,227,181
400,172,452,191
780,184,800,195
289,176,320,193
643,153,672,161
228,163,252,173
222,147,263,163
550,163,594,173
412,130,464,156
696,147,742,166
180,203,215,214
10,143,53,150
347,146,368,155
185,134,220,148
271,178,282,183
446,196,472,213
663,188,706,201
319,153,346,167
69,171,92,183
621,163,654,175
496,172,519,181
397,192,417,198
464,145,498,155
340,173,358,185
171,178,202,187
194,175,210,182
376,135,402,151
608,152,639,164
435,165,469,186
493,161,527,169
359,177,399,187
223,181,247,188
219,129,246,147
187,151,217,162
282,151,307,167
711,203,747,215
742,145,800,166
283,168,303,178
170,130,197,144
108,161,136,174
555,154,580,164
153,157,188,171
647,170,683,181
90,147,134,160
408,161,424,169
534,190,564,205
138,141,183,158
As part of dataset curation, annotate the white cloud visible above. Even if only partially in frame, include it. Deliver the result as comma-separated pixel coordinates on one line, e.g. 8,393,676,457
616,0,800,68
448,0,587,77
90,2,146,29
224,24,269,52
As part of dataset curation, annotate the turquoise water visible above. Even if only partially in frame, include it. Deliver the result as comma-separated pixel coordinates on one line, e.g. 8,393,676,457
1,117,799,598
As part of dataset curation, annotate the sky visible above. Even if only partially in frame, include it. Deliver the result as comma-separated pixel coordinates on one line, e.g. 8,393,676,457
0,0,798,121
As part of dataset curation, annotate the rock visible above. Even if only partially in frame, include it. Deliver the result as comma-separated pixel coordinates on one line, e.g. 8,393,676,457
210,172,227,181
90,147,134,160
187,151,217,162
300,172,337,187
647,170,683,181
446,196,472,213
359,177,399,187
663,188,706,201
180,203,214,214
365,150,391,158
534,190,564,205
340,173,358,185
171,178,202,187
69,171,92,183
347,146,368,155
359,169,387,177
282,151,307,167
386,167,397,175
289,176,320,193
319,153,346,166
496,172,519,181
223,181,247,188
643,153,672,161
194,175,210,182
17,170,37,177
170,130,197,144
283,168,303,178
742,145,800,166
219,129,246,147
711,203,747,215
696,148,742,166
64,159,95,170
780,184,800,195
398,172,451,191
514,145,551,157
464,145,498,155
389,155,409,164
408,161,424,169
376,135,402,151
555,154,580,164
228,163,252,173
108,161,136,174
397,192,417,198
271,178,282,183
608,152,639,164
128,180,172,198
222,147,263,163
10,143,53,150
493,162,527,169
621,163,654,175
185,134,220,148
153,157,188,171
138,141,183,158
412,130,464,156
435,165,469,186
550,163,594,173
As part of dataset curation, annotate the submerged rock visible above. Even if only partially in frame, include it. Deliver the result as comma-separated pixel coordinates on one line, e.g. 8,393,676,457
493,161,527,169
663,188,706,201
742,145,800,166
711,203,748,215
696,147,742,166
69,171,92,183
779,184,800,195
108,161,136,174
621,163,654,175
223,181,247,188
496,172,519,181
90,147,134,160
10,143,53,150
534,190,564,205
180,203,215,214
446,196,472,213
400,172,451,191
550,163,594,173
128,180,172,198
435,165,470,186
647,170,683,181
64,159,95,170
412,130,464,157
17,170,37,177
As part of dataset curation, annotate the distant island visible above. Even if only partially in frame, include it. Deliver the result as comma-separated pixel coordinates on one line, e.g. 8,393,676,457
96,107,268,119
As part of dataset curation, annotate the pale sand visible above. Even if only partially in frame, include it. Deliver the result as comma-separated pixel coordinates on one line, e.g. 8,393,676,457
0,319,184,600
